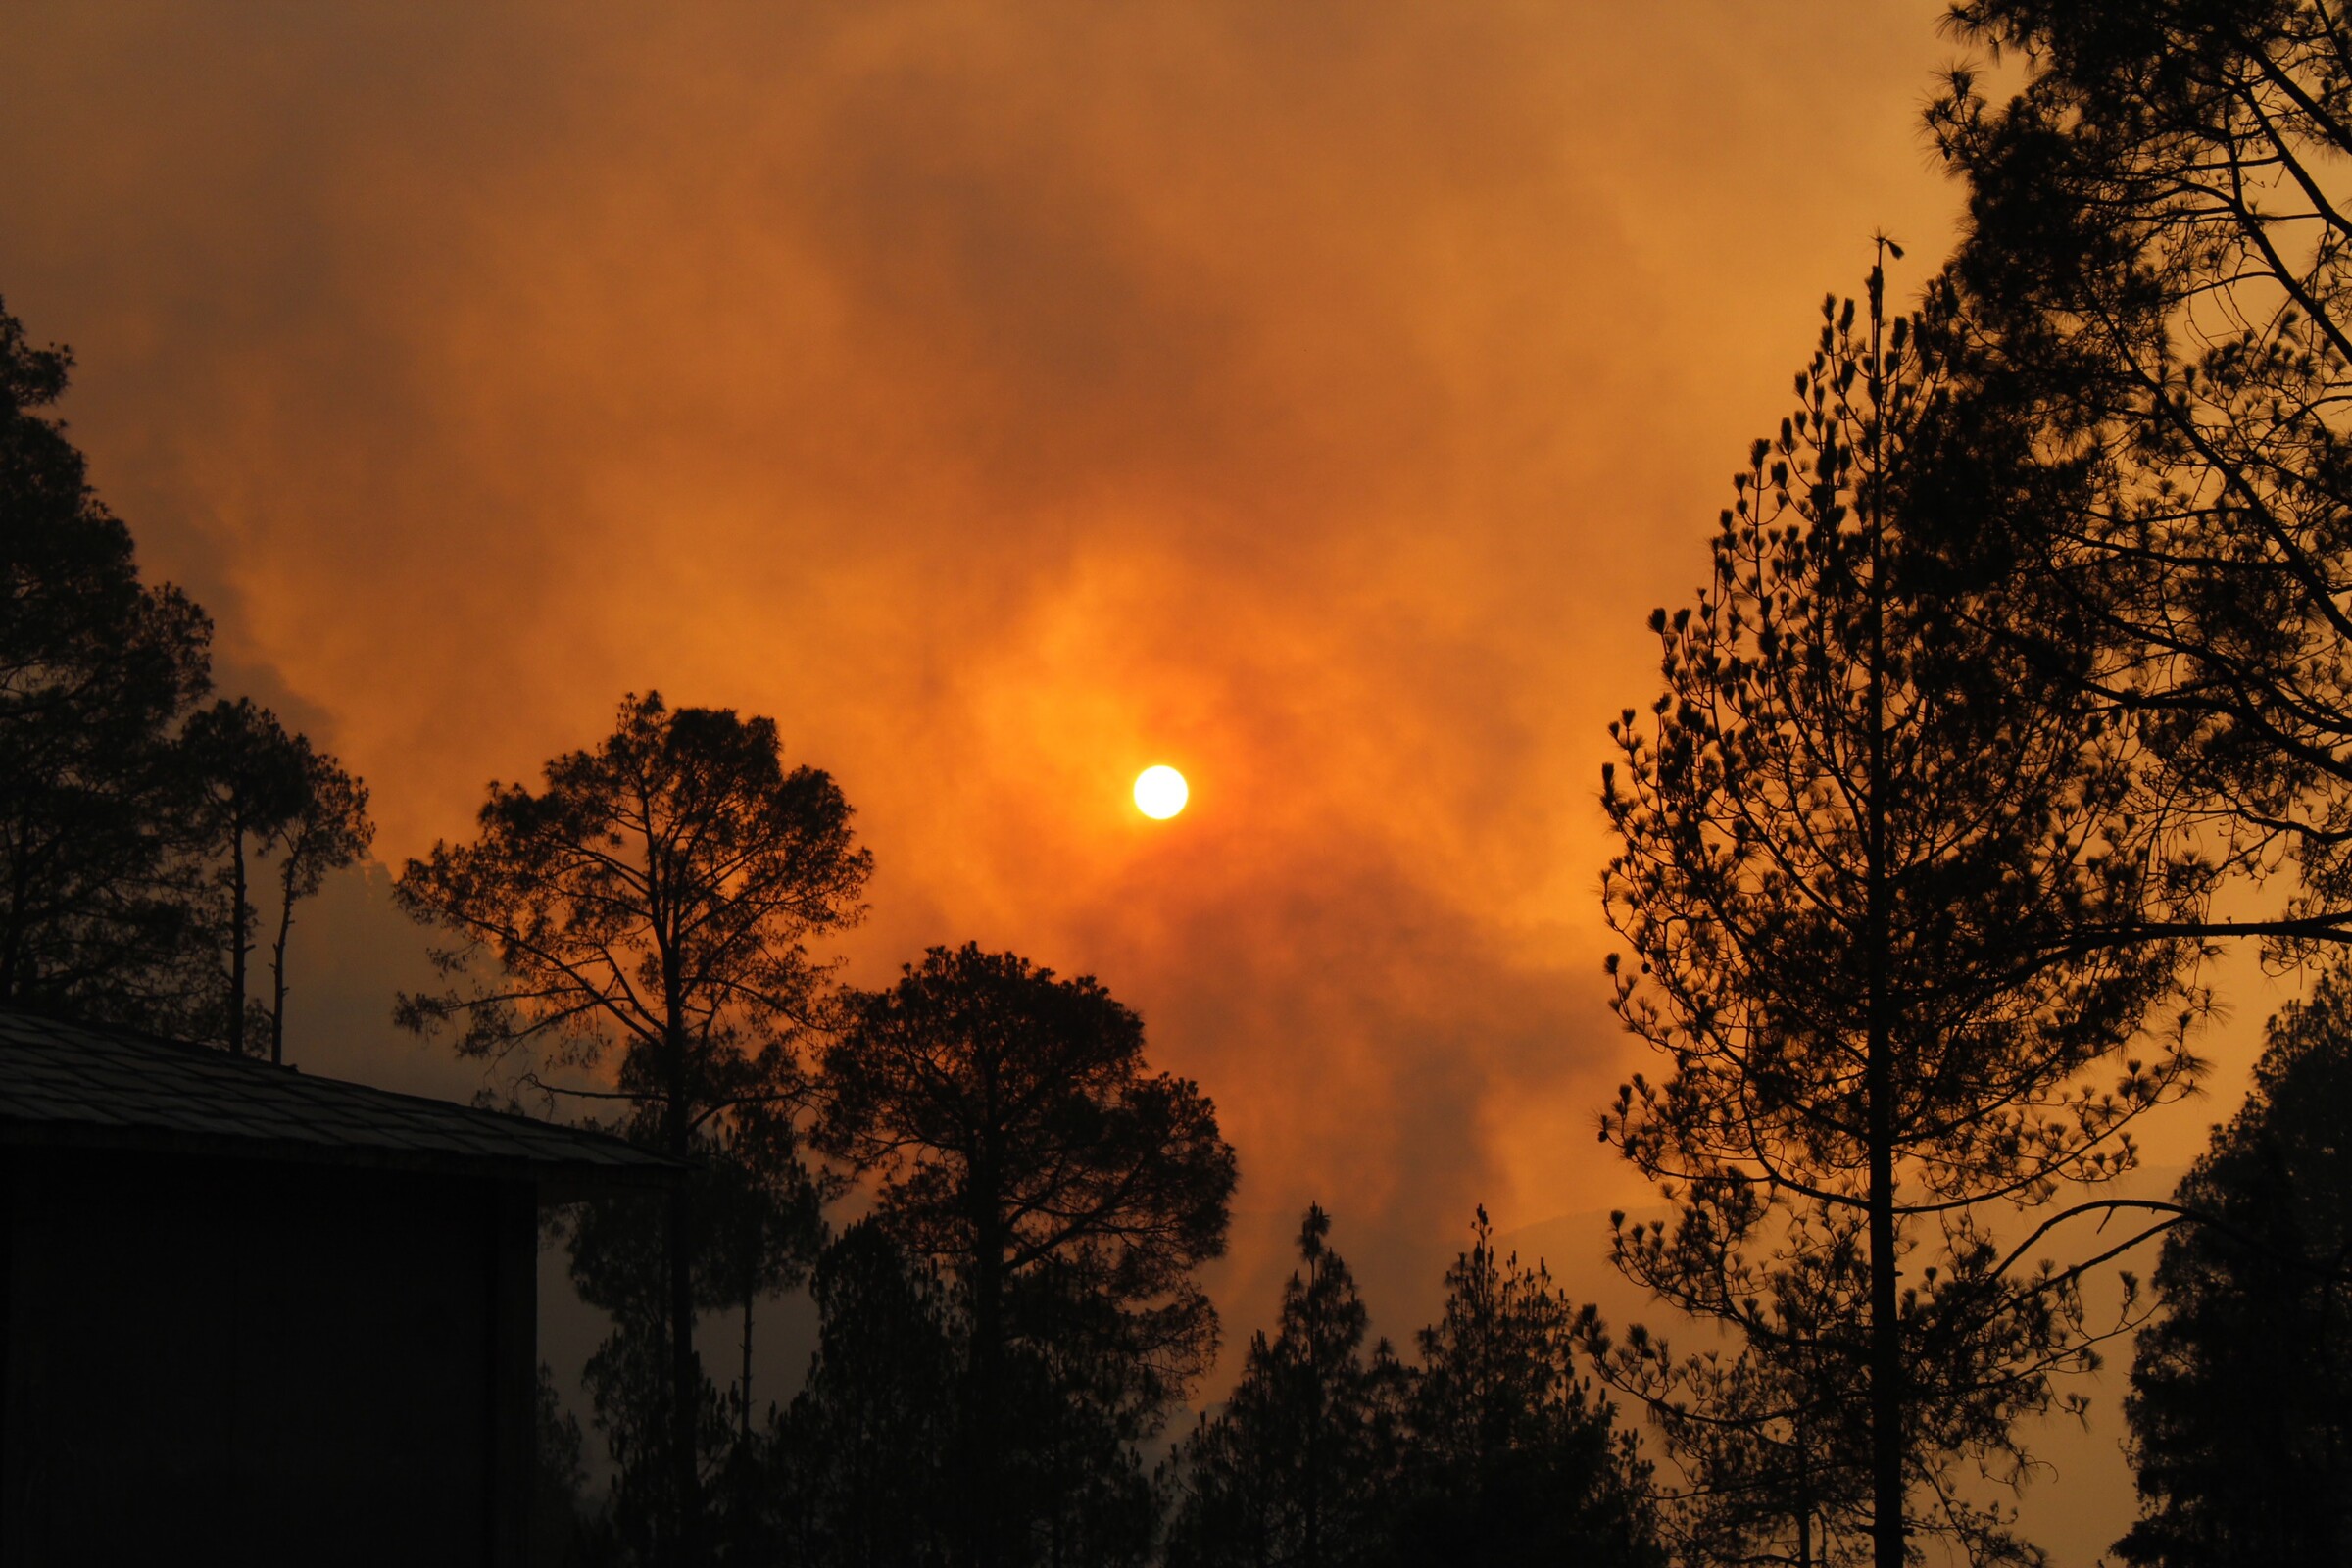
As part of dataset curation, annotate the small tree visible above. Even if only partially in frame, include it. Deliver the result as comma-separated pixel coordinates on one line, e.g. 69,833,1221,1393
262,737,370,1064
1164,1203,1404,1568
2115,965,2352,1567
816,942,1236,1568
1394,1210,1660,1568
699,1105,833,1446
180,698,311,1056
395,691,870,1562
1599,259,2208,1567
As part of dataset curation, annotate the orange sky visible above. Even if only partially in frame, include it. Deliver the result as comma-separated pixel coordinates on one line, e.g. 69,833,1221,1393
1,4,2292,1554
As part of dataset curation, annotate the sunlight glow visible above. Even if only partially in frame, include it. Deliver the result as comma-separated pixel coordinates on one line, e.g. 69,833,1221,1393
1133,765,1189,819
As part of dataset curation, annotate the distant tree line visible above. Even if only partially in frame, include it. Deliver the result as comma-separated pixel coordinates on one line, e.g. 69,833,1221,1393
740,1199,1662,1568
1163,1204,1659,1568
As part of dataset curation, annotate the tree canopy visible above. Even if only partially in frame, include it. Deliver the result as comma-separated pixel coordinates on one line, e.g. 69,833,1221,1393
1169,1205,1660,1568
1933,0,2352,954
1,297,368,1055
818,942,1236,1568
759,1221,961,1568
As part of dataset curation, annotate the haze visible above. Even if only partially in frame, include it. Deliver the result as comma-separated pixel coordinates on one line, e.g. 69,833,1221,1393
0,5,2286,1556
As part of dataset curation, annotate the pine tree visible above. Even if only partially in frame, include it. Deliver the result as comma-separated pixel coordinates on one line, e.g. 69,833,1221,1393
180,697,311,1056
2115,965,2352,1567
2,297,369,1051
260,735,370,1064
1934,0,2352,956
1599,256,2208,1568
397,691,870,1562
1392,1209,1660,1568
1164,1204,1403,1568
761,1222,960,1568
1587,1216,1872,1567
816,943,1234,1568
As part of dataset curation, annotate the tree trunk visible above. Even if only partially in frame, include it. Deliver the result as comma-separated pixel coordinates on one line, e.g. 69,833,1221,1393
740,1274,755,1445
969,1192,1006,1568
1865,805,1902,1567
1866,1071,1902,1568
1862,252,1907,1568
269,854,298,1065
664,1003,703,1567
226,816,248,1057
1303,1244,1322,1568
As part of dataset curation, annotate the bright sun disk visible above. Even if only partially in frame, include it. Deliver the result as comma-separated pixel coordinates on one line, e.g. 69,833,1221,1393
1134,765,1188,819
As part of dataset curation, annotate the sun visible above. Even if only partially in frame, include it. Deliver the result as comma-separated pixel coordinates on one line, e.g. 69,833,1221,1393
1133,765,1189,819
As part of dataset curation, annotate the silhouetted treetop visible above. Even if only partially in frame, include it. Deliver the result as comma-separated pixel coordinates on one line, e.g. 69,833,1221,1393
758,1221,960,1567
261,737,370,1065
396,690,870,1102
181,696,311,1057
820,943,1233,1304
1164,1202,1402,1568
1399,1209,1661,1568
1170,1204,1662,1568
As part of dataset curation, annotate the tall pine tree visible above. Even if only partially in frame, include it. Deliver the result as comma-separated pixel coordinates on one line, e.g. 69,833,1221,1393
397,691,870,1563
1599,256,2209,1568
817,943,1234,1568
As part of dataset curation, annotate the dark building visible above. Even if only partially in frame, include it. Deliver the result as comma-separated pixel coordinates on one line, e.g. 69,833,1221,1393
0,1007,677,1565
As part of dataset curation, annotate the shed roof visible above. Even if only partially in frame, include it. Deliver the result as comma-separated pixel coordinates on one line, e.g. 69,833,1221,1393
0,1008,680,1197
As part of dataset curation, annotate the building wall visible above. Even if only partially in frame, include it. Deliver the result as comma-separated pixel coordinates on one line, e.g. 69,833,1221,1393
0,1148,534,1565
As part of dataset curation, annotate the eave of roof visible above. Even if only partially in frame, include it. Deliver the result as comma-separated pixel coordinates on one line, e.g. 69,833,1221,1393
0,1007,684,1198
